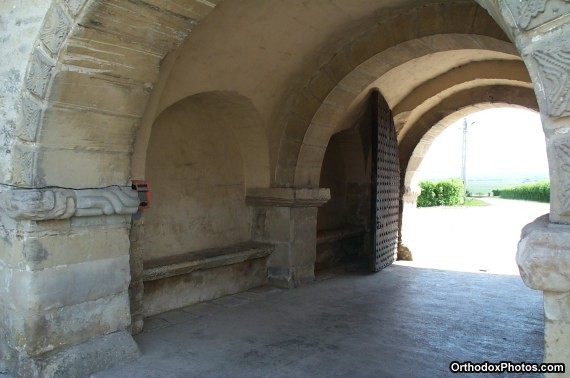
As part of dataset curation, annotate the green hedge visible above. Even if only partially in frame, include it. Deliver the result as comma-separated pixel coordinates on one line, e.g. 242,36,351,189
494,181,550,203
417,179,464,207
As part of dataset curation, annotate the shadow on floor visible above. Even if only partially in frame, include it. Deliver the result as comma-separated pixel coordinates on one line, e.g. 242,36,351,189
95,264,543,378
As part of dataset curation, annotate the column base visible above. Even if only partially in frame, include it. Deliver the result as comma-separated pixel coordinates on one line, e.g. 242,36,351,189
544,291,570,371
14,330,139,377
268,265,315,288
397,243,413,261
517,215,570,371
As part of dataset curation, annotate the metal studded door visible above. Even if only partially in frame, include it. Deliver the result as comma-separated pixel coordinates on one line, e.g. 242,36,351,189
370,90,400,272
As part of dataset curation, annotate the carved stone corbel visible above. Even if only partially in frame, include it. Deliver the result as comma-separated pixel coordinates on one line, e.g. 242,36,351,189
0,187,139,221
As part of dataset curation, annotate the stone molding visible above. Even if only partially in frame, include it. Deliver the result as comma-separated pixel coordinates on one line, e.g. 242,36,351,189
0,187,139,221
517,214,570,292
531,48,570,118
246,188,330,208
503,0,570,32
553,138,570,215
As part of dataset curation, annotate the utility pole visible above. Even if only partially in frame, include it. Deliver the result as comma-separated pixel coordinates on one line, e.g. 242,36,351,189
461,117,468,203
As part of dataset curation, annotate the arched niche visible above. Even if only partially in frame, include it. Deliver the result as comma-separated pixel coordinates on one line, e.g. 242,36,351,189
144,91,268,261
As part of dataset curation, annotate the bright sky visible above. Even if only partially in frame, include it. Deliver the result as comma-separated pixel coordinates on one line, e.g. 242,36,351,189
416,108,549,181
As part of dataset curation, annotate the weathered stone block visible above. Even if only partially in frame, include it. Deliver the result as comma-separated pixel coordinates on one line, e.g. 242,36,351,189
267,243,291,268
10,226,129,270
251,206,292,243
517,214,570,292
82,0,195,56
39,4,71,55
291,207,318,266
141,0,216,21
324,86,357,109
37,148,131,187
18,96,43,142
312,102,345,128
0,255,130,312
1,292,130,357
25,47,55,99
49,71,150,117
268,207,292,242
543,292,570,368
339,69,377,95
64,30,161,84
40,107,138,153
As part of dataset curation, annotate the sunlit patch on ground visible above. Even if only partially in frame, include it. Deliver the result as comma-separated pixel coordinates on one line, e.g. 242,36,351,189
396,198,550,275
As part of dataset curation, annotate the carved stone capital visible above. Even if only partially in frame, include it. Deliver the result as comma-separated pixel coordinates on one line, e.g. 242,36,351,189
0,187,139,221
531,48,570,118
246,188,330,208
517,214,570,292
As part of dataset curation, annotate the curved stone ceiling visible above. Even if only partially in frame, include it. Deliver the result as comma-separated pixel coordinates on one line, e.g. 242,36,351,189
291,35,528,187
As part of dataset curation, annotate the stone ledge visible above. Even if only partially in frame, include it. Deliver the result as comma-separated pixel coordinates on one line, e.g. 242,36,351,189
517,214,570,292
246,188,330,207
143,242,274,282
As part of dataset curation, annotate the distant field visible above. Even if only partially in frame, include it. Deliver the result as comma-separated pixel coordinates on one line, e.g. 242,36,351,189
420,175,549,196
466,178,547,196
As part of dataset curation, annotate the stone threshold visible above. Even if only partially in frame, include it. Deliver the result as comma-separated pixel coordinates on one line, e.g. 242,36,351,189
143,242,274,282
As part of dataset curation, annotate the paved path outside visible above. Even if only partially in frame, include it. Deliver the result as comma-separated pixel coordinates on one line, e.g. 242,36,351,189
401,197,550,274
95,199,546,377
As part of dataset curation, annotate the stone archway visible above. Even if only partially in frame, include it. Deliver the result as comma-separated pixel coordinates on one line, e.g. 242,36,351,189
285,34,523,187
275,1,512,186
0,1,220,375
1,0,570,375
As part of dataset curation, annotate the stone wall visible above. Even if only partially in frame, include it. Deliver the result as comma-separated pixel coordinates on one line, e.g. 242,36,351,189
144,96,250,261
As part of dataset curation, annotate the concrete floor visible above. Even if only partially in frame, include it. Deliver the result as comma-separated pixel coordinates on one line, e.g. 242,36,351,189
95,264,544,377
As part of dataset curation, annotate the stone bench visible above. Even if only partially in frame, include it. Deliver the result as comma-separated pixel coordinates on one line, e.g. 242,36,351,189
142,241,273,316
316,227,365,270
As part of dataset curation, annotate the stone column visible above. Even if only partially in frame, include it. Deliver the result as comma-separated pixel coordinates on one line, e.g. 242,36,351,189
517,216,570,366
0,187,140,376
477,0,570,371
247,188,330,288
128,213,145,335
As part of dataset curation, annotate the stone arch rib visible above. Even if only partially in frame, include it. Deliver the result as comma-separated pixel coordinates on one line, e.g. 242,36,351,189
274,1,511,187
13,0,221,188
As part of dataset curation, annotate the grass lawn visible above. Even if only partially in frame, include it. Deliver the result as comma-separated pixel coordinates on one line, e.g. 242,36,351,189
463,197,490,207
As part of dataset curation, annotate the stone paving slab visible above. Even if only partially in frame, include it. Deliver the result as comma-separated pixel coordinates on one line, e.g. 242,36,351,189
94,264,543,377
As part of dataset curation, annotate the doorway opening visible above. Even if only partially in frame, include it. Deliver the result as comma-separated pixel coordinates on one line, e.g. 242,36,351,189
316,90,401,276
399,107,549,275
